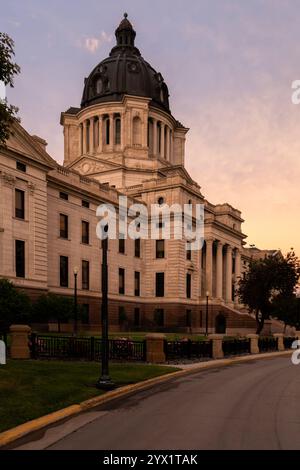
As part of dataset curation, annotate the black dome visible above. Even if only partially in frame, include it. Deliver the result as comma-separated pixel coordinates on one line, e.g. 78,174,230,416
81,14,170,113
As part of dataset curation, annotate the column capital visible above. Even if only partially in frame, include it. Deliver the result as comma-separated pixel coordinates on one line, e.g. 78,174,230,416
226,244,233,253
205,238,214,246
216,240,224,249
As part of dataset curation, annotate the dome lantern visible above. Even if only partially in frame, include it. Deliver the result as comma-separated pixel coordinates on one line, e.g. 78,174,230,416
115,13,136,48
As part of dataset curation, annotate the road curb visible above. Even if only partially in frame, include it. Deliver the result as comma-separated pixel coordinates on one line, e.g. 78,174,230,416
0,350,292,448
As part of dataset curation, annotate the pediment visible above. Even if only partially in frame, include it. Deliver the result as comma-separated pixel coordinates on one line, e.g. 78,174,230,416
70,156,122,175
5,121,57,168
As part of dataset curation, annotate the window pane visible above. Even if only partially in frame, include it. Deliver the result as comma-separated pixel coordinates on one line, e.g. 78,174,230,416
15,240,25,278
119,268,125,294
15,189,25,219
119,235,125,254
60,256,68,287
134,271,140,296
82,221,89,244
82,260,89,290
186,273,191,298
115,118,121,145
156,272,164,297
135,238,140,257
156,240,164,258
60,214,68,239
134,308,140,327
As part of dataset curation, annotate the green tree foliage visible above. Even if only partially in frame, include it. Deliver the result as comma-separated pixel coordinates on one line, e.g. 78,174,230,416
0,278,31,331
0,32,20,147
238,250,300,334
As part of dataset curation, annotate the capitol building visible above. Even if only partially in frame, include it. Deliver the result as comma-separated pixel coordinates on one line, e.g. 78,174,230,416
0,14,268,334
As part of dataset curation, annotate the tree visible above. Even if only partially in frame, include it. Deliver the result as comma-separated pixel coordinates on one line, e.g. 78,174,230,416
0,32,20,147
32,293,85,332
272,295,299,332
238,250,300,334
0,278,31,332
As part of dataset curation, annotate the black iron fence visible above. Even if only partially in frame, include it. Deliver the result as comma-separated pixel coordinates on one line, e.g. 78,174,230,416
165,339,212,361
258,336,278,352
30,334,146,362
222,338,251,357
283,336,298,349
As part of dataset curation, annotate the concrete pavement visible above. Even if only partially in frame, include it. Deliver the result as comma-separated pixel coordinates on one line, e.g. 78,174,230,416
14,355,300,450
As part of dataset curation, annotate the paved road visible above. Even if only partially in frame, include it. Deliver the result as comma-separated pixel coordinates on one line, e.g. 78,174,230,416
17,356,300,450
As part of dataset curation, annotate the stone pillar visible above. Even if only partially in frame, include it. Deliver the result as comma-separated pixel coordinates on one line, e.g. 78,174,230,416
234,249,241,304
165,127,170,160
209,334,224,359
10,325,31,359
274,333,284,351
246,334,259,354
98,115,103,152
152,118,157,157
161,123,165,158
205,239,213,297
145,333,166,363
225,245,233,303
169,130,173,163
82,120,87,155
216,241,223,300
89,118,94,154
109,114,114,150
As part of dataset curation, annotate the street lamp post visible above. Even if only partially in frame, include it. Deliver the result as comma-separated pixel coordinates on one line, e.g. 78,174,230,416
97,225,115,390
73,266,79,336
205,291,209,336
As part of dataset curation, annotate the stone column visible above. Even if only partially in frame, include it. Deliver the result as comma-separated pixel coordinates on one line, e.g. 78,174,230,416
145,333,166,363
10,325,31,359
169,130,173,163
82,120,87,155
234,248,241,304
205,239,213,297
152,118,157,157
216,241,223,300
225,245,233,303
209,334,224,359
98,115,103,152
89,118,94,154
161,123,165,158
109,114,114,150
274,333,284,351
246,334,259,354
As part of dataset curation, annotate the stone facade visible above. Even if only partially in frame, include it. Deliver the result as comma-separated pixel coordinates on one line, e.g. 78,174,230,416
0,15,275,334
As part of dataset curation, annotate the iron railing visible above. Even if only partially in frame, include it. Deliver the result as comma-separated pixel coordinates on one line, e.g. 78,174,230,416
258,336,278,352
165,339,212,361
30,334,146,362
283,336,298,349
222,338,251,357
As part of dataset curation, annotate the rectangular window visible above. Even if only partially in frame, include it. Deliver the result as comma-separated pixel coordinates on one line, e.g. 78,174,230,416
59,214,68,239
186,309,192,327
15,189,25,219
154,308,164,327
156,239,165,259
119,268,125,294
81,304,89,324
134,271,140,296
119,235,125,254
82,200,90,208
134,308,140,327
81,220,89,244
186,242,192,260
82,260,90,290
186,273,191,298
16,161,26,172
118,306,126,325
135,238,141,258
60,256,69,287
15,240,25,278
156,272,164,297
59,192,68,200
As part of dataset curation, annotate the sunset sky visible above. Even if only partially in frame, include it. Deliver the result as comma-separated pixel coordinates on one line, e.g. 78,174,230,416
2,0,300,255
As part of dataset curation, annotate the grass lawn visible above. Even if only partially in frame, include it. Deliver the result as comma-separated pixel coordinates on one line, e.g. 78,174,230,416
0,360,178,433
36,331,208,342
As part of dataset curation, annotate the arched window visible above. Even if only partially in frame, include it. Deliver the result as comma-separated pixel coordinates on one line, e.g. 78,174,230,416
105,118,110,145
133,116,142,146
96,78,103,94
115,117,121,145
157,122,161,155
147,118,153,153
86,120,90,153
93,117,99,149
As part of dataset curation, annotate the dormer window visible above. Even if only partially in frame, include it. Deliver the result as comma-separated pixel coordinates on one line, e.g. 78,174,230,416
96,78,103,94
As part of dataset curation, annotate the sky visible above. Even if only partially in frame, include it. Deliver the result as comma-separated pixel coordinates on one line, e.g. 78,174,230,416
2,0,300,255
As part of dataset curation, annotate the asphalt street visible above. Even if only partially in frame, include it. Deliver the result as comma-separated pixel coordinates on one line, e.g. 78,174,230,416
16,355,300,450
